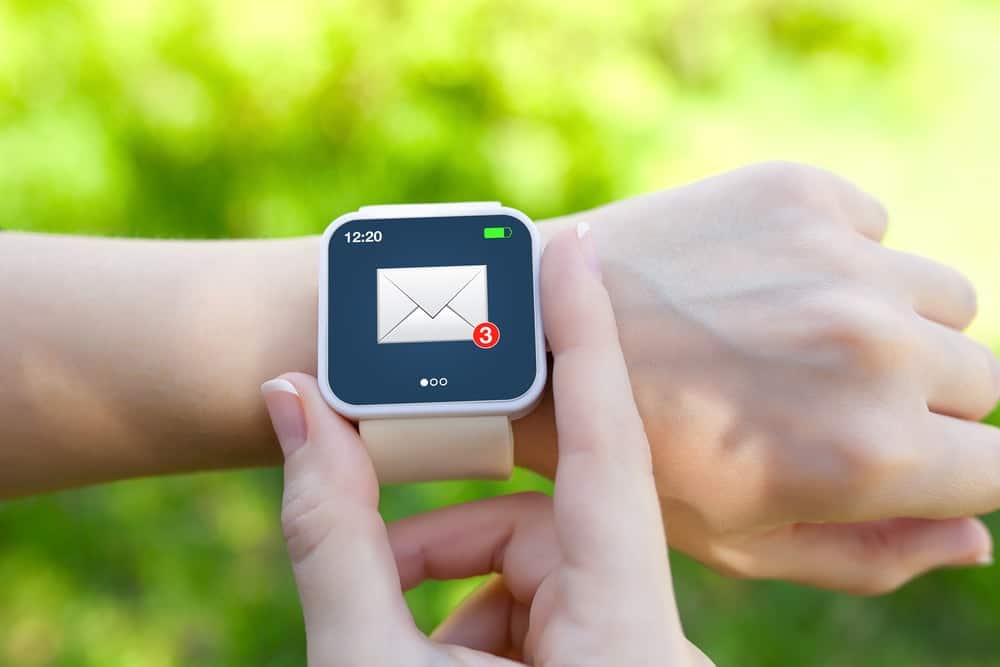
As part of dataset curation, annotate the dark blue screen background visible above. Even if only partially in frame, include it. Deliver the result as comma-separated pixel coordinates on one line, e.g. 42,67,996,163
327,214,538,405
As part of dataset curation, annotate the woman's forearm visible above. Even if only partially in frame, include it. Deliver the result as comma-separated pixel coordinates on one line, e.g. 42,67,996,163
0,233,324,496
0,227,565,498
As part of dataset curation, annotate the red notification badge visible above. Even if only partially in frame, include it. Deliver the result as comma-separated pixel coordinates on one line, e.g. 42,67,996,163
473,322,500,349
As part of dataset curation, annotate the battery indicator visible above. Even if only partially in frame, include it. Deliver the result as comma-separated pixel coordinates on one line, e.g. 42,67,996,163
483,226,512,239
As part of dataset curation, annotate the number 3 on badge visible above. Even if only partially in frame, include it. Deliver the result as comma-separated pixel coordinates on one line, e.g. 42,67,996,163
473,322,500,349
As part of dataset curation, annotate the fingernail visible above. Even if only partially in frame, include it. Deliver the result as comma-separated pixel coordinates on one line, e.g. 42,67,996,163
576,222,601,278
261,378,307,457
944,550,994,569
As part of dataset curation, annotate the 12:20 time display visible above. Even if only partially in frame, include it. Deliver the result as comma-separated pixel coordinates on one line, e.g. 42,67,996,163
344,230,383,244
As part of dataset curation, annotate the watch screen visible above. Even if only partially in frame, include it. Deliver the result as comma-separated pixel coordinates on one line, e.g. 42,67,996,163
326,214,539,406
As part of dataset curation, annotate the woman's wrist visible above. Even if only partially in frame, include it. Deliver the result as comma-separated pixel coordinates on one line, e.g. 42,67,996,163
0,209,606,497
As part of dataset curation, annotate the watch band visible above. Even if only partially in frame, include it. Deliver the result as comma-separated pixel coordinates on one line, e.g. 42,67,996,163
353,202,515,484
359,415,514,484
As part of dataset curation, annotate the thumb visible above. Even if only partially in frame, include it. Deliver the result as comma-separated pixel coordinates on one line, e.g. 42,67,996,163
747,517,993,595
261,373,419,663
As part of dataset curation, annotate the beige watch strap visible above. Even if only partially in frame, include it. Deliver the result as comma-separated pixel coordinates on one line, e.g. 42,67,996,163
358,416,513,484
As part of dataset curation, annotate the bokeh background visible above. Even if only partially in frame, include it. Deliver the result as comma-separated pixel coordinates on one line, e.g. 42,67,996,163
2,0,1000,664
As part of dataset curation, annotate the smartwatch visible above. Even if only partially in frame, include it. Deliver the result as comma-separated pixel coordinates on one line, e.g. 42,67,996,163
318,202,547,484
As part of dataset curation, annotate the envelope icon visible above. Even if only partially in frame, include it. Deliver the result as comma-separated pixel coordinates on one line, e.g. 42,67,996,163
377,265,488,344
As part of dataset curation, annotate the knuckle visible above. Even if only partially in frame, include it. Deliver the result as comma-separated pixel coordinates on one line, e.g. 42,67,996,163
795,419,915,500
916,258,980,327
280,477,336,563
747,160,839,213
792,222,865,278
864,322,921,374
837,428,915,491
741,161,887,238
847,527,916,596
789,213,841,247
740,459,820,523
811,289,918,372
750,432,898,522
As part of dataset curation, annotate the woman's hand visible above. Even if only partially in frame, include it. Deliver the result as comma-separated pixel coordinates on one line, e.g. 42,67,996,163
518,161,1000,594
262,226,710,666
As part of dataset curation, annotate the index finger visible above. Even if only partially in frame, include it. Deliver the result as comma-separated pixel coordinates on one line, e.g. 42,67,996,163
541,224,668,572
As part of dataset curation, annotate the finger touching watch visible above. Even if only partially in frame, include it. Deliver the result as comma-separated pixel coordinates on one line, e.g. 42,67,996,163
318,202,547,484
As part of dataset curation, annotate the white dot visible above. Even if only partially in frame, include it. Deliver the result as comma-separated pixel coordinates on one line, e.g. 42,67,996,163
419,378,429,387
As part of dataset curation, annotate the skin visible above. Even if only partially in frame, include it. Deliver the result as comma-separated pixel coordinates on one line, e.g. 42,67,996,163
521,162,1000,592
262,226,712,666
1,161,997,593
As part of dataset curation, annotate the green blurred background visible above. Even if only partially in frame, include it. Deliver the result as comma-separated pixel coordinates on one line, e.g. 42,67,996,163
2,0,1000,664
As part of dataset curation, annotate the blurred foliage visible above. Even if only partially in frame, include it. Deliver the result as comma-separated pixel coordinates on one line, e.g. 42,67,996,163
2,0,1000,665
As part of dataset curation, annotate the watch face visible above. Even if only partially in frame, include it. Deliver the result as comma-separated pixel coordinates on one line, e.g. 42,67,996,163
324,212,540,408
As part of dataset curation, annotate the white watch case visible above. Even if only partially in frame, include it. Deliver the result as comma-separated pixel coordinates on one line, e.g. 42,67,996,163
317,202,547,421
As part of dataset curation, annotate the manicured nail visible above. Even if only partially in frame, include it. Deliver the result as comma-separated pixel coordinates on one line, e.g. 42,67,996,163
944,549,994,569
261,378,307,457
576,222,601,278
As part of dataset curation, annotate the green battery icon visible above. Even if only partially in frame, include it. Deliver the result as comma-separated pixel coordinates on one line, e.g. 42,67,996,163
483,226,512,239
